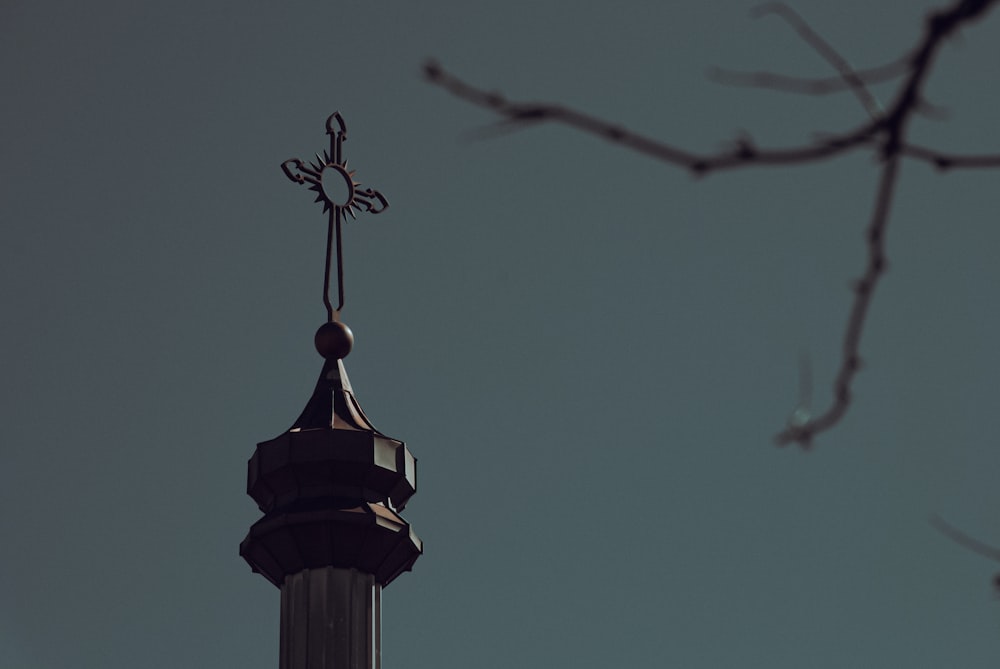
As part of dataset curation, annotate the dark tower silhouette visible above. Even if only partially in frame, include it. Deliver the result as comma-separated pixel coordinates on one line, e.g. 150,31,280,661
240,113,421,669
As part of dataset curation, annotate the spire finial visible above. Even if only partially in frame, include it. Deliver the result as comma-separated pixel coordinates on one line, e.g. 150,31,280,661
280,112,389,324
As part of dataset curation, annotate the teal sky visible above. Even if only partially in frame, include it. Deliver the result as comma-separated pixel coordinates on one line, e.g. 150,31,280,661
3,1,1000,667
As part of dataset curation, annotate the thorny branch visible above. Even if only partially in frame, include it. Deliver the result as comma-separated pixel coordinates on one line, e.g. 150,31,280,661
426,0,1000,448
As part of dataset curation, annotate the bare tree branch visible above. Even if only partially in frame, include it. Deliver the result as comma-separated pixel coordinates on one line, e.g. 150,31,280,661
901,143,1000,169
423,60,879,175
930,514,1000,563
426,0,1000,448
750,3,884,118
707,58,909,97
776,153,899,446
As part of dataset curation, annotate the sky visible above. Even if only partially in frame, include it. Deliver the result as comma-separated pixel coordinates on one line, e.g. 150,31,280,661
3,1,1000,667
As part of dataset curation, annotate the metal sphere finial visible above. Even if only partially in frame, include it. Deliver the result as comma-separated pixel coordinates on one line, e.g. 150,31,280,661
315,320,354,360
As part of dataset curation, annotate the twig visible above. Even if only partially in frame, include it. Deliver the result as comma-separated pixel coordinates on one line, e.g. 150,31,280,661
929,514,1000,592
750,3,884,118
775,153,899,445
707,58,909,97
423,60,879,176
930,514,1000,563
900,143,1000,169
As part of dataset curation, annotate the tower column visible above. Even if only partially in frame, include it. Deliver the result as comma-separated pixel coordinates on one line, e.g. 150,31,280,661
280,568,381,669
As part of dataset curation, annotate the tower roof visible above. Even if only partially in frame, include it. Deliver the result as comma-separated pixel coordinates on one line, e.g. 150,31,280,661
241,112,421,591
289,357,390,435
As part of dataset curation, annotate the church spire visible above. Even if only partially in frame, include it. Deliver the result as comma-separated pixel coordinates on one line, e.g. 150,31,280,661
240,113,421,668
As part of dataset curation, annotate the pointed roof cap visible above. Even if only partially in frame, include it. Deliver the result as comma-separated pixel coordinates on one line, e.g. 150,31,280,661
289,357,390,436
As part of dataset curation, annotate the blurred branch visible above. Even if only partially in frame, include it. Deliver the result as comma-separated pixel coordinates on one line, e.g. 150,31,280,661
901,143,1000,169
423,59,879,174
776,154,899,446
930,514,1000,563
749,3,884,118
930,514,1000,593
707,58,909,97
426,0,1000,448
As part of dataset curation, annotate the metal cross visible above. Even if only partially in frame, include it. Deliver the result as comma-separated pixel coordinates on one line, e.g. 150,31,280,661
281,112,389,321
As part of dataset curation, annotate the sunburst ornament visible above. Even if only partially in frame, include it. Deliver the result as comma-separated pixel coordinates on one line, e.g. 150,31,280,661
281,112,389,321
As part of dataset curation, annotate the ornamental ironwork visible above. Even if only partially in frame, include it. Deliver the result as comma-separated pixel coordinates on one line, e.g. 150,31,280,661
281,112,389,321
